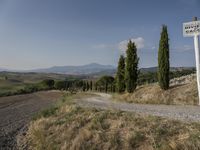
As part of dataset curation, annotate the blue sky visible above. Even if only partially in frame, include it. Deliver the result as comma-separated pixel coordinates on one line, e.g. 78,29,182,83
0,0,199,70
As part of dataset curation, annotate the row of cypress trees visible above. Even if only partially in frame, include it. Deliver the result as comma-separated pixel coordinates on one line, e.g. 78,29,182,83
116,40,139,93
116,25,170,93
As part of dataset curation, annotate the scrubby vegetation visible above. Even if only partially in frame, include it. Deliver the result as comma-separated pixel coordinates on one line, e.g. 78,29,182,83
21,93,200,150
137,69,195,85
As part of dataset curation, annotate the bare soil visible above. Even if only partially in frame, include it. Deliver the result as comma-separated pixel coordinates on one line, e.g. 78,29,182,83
0,91,63,149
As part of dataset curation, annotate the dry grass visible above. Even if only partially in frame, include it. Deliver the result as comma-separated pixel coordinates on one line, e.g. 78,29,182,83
21,93,200,150
113,81,198,105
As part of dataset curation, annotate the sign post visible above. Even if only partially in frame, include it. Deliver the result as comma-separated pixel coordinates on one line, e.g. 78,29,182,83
183,17,200,105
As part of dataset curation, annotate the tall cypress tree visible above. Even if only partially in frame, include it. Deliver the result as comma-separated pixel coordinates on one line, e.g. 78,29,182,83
158,25,170,90
95,82,98,91
90,81,93,91
116,55,125,93
125,40,139,93
86,82,90,91
82,81,86,92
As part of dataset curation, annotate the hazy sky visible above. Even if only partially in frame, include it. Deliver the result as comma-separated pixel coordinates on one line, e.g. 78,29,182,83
0,0,199,70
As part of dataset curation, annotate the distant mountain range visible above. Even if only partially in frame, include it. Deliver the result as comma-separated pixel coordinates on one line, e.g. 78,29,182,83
0,63,195,76
0,67,8,72
28,63,116,75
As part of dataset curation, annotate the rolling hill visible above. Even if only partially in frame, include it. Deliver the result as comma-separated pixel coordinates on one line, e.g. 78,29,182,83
27,63,115,75
0,63,195,76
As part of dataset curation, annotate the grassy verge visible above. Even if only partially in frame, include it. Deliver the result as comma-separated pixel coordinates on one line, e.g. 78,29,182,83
32,92,96,120
21,93,200,150
113,81,198,105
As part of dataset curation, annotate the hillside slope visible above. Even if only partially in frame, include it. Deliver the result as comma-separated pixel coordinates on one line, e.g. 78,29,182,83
20,93,200,150
114,74,198,105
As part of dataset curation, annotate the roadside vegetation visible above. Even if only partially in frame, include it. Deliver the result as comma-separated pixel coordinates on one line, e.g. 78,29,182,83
20,93,200,150
113,80,198,105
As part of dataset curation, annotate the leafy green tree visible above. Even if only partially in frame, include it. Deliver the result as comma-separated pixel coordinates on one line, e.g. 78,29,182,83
125,40,139,93
96,76,114,93
158,25,170,90
116,55,126,93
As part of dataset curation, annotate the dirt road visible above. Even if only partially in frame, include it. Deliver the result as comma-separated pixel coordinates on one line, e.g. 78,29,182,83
0,91,63,149
77,93,200,122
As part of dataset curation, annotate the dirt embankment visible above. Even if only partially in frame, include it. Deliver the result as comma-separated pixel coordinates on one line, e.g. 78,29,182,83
0,90,63,149
114,74,198,105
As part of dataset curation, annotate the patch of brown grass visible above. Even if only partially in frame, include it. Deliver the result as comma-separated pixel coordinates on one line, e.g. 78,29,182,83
22,97,200,150
113,81,198,105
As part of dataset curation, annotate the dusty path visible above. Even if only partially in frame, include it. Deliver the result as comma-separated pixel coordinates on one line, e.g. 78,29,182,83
0,91,63,149
77,93,200,122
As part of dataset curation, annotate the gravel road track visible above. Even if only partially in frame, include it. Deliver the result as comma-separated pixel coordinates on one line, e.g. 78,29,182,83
77,93,200,122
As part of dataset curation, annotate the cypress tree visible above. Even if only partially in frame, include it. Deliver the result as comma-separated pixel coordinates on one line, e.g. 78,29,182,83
83,81,86,92
95,82,98,91
86,82,90,91
105,81,108,93
90,81,93,91
125,40,139,93
158,25,170,90
116,55,125,93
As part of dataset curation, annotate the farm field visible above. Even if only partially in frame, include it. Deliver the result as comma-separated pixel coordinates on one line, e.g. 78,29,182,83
0,90,64,149
0,72,83,96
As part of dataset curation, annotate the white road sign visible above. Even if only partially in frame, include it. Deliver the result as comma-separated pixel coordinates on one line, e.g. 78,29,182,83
183,21,200,37
183,18,200,105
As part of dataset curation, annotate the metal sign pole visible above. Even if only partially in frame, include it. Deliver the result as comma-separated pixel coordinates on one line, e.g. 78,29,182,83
183,17,200,105
194,34,200,105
